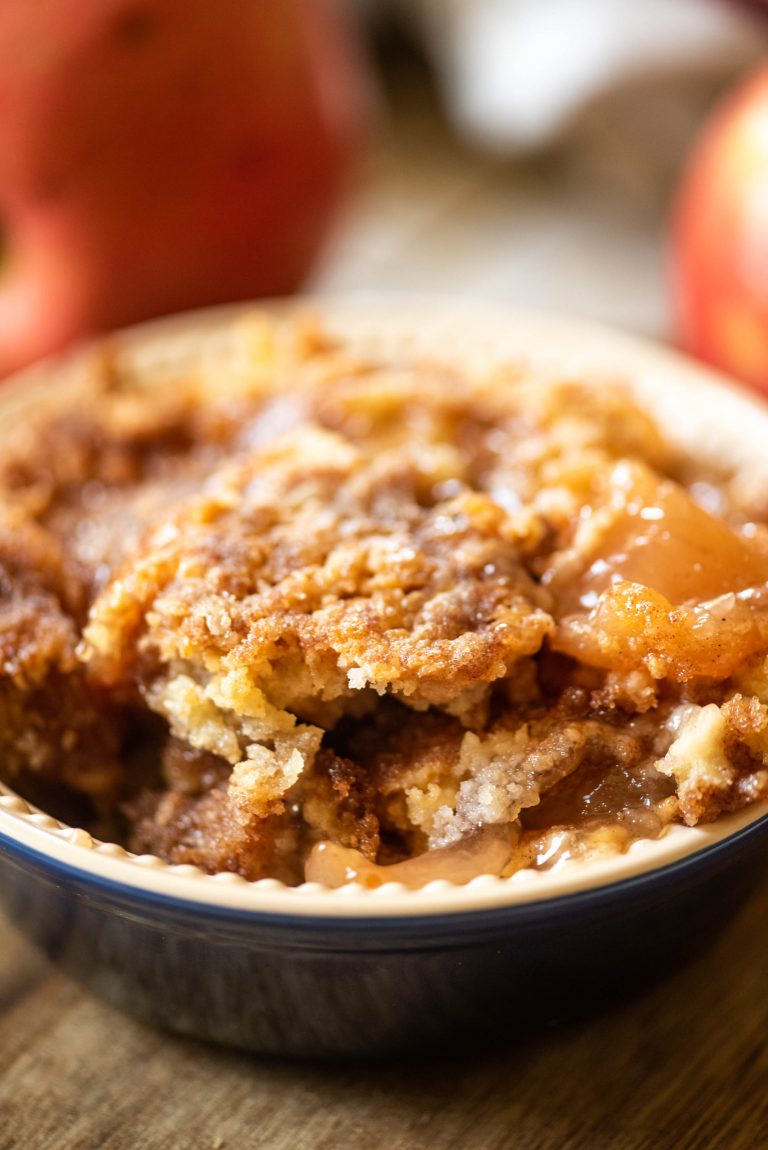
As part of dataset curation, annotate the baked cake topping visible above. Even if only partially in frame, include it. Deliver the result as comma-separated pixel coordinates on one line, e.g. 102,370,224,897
1,314,767,887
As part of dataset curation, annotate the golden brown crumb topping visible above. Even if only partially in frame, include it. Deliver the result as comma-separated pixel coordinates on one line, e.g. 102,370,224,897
1,313,768,886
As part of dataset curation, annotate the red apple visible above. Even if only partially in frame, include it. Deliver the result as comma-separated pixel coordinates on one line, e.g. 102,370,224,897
671,66,768,393
0,0,364,376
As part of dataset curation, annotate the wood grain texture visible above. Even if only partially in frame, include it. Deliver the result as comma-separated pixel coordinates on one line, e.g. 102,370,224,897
2,873,768,1150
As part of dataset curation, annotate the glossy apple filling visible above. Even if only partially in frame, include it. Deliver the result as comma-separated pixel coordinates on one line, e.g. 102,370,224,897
2,313,768,887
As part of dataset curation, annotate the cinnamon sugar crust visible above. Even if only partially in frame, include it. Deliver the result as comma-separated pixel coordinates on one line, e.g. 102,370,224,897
1,313,768,886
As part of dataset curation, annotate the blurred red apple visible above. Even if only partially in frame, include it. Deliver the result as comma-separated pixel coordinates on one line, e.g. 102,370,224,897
671,66,768,393
0,0,364,375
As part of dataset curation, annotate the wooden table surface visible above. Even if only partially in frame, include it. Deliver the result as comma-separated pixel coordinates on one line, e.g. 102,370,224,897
4,64,766,1150
2,874,768,1150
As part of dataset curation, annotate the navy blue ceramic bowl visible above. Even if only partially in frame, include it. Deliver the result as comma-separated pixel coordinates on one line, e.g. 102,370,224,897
1,790,767,1056
2,300,768,1057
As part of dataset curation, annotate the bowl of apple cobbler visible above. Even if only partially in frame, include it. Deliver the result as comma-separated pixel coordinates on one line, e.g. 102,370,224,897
0,297,767,1055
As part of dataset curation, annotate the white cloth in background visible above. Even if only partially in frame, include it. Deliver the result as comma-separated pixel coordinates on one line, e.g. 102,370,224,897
385,0,767,152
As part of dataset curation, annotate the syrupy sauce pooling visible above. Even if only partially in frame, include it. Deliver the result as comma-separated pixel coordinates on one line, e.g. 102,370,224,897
519,756,676,869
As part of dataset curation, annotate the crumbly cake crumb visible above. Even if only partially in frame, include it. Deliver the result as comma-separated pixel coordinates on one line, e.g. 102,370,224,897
2,313,768,886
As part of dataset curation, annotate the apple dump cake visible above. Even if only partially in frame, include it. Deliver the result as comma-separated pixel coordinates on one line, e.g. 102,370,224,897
2,314,768,887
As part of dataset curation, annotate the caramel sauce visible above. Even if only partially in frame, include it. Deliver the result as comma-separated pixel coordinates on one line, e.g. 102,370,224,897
307,758,676,886
304,824,517,889
520,758,676,869
522,757,674,831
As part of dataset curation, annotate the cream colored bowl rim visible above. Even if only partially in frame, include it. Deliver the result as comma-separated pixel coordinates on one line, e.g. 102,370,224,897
1,293,768,920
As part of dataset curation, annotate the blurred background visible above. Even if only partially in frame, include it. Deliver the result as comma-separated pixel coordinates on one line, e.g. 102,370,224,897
2,0,768,382
317,0,766,337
